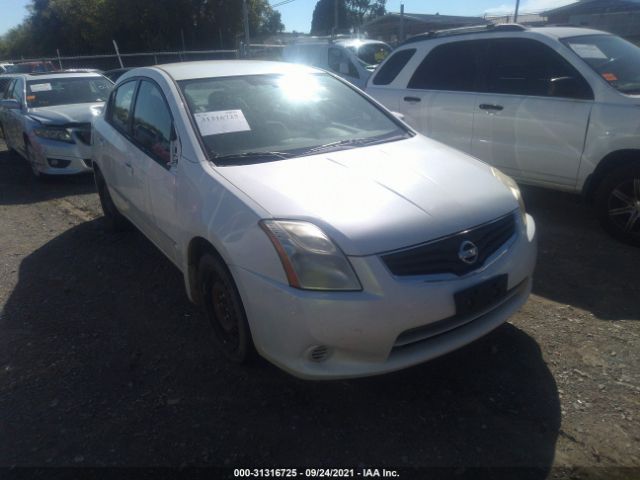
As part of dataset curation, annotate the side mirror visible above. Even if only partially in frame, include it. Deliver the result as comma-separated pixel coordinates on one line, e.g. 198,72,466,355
169,125,180,169
0,99,21,110
391,111,405,121
549,76,592,99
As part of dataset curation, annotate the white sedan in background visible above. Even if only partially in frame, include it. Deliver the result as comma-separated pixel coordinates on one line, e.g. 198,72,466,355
91,61,537,379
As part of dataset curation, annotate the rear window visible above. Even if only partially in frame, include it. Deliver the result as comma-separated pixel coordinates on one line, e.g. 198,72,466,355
372,49,416,86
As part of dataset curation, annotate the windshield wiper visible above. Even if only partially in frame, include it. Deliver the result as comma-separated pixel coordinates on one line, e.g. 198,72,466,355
301,133,409,156
213,151,293,165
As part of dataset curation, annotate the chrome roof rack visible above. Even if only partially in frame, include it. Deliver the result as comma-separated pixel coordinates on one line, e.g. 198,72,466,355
400,23,528,46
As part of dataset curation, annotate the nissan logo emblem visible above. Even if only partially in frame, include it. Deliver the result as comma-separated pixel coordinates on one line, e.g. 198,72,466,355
458,240,479,265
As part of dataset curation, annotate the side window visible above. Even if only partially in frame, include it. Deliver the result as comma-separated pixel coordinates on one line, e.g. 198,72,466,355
132,80,173,167
408,41,483,91
328,48,359,79
11,79,24,104
486,38,593,99
372,49,416,85
1,79,15,99
108,80,137,133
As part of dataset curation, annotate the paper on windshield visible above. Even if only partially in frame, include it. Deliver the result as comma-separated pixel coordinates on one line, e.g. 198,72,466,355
194,109,251,136
569,43,608,59
29,83,52,92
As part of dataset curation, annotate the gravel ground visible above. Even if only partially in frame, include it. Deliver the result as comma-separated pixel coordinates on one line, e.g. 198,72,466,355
0,139,638,478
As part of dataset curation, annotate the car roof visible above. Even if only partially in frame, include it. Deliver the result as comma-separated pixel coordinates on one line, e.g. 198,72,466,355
400,24,609,46
528,26,608,39
14,72,105,80
336,39,389,47
142,60,322,81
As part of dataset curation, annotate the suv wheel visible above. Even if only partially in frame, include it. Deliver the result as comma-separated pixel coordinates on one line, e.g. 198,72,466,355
198,253,255,364
595,164,640,247
94,168,131,232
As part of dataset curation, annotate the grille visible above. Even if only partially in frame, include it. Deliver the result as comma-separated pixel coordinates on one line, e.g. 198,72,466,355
381,212,516,277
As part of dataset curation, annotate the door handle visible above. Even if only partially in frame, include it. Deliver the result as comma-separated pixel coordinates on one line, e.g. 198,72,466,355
403,96,422,103
479,104,504,111
124,161,133,174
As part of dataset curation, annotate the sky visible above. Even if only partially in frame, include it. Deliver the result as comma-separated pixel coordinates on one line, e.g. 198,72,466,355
0,0,577,36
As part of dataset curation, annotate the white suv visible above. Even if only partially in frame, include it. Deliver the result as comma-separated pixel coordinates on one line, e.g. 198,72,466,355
366,25,640,246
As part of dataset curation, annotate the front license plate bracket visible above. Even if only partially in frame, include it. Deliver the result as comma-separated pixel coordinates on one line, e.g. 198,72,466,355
454,274,508,317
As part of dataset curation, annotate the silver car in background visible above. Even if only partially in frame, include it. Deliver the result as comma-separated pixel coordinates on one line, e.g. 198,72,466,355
0,72,112,176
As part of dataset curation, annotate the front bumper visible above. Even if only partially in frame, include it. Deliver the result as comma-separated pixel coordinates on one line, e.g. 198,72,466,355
28,133,93,175
234,214,537,380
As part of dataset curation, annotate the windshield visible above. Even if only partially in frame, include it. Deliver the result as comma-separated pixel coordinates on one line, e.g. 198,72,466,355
26,77,112,108
346,43,392,66
179,72,409,164
563,34,640,95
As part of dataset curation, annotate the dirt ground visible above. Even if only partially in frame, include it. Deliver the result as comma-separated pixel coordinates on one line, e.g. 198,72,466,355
0,139,638,478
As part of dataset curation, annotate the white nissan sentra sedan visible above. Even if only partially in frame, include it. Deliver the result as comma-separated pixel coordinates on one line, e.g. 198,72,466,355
91,61,537,379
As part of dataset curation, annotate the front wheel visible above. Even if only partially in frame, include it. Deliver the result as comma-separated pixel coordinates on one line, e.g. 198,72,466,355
25,142,42,178
595,164,640,247
198,253,255,364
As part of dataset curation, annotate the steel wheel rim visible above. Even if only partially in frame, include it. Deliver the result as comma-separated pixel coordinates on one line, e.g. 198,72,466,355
607,178,640,236
203,273,240,352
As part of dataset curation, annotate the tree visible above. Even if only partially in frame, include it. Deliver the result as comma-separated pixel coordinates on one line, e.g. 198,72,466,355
0,0,286,57
259,8,284,36
311,0,385,35
346,0,386,28
311,0,349,36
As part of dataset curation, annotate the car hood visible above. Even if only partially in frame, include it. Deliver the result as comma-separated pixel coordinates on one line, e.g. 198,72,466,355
218,135,519,256
27,103,104,125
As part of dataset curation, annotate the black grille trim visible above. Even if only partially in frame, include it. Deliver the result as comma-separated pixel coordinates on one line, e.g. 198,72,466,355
381,212,517,277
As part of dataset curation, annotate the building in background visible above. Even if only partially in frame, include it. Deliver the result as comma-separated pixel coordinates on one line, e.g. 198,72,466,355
544,0,640,43
485,13,547,26
363,13,487,44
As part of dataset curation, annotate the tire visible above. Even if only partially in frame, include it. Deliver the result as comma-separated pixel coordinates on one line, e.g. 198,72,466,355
25,142,42,178
198,253,255,364
594,164,640,247
94,167,131,232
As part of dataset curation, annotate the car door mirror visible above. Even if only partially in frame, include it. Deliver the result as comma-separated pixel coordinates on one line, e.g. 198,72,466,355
549,76,592,100
0,99,20,110
169,125,180,169
391,111,405,121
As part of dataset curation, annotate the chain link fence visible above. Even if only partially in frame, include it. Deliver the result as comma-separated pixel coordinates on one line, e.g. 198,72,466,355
4,45,285,72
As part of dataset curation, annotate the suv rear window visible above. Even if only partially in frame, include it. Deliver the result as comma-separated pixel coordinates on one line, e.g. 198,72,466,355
408,41,481,92
372,49,416,86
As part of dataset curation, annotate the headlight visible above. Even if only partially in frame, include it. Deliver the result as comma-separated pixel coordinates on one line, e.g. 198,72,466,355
491,167,526,224
260,220,362,291
33,127,74,143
